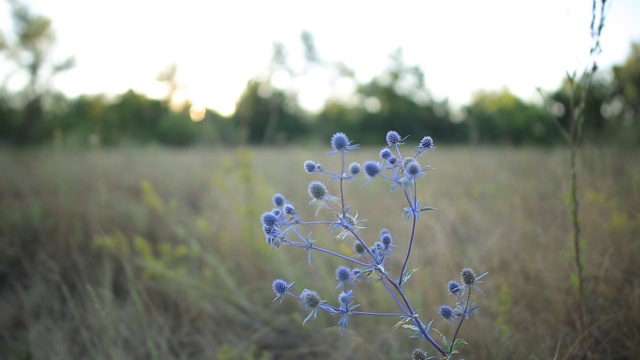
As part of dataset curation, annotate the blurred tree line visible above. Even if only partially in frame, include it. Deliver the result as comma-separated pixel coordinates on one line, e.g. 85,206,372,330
1,1,639,147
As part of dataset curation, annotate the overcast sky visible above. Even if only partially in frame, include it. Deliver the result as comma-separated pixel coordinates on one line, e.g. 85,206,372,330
1,0,639,115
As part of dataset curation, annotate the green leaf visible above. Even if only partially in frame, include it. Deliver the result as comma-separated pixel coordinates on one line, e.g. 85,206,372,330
570,272,579,290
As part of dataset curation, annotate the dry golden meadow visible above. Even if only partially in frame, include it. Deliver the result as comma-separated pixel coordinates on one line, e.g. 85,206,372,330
0,144,638,359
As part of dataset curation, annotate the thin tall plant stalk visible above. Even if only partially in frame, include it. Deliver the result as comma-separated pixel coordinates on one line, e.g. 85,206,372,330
540,0,609,342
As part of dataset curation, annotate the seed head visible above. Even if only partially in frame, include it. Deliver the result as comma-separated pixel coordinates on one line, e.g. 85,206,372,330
261,212,278,227
300,289,321,309
386,130,402,146
304,160,317,173
349,162,361,176
363,161,380,178
272,193,285,207
411,348,430,360
353,241,366,255
308,181,328,200
461,267,477,285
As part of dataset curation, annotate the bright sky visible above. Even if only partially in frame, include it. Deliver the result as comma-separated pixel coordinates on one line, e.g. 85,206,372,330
1,0,639,116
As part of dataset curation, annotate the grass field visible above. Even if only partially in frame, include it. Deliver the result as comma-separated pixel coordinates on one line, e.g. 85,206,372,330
0,144,638,359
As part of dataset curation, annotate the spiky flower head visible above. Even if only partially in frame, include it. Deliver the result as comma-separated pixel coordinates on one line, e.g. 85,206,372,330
448,280,462,295
386,130,402,146
272,193,285,207
261,212,278,227
380,230,393,250
405,159,422,179
272,279,293,302
283,203,296,215
300,289,323,325
304,160,317,173
439,304,455,321
301,289,321,308
349,162,361,176
379,148,393,160
263,225,278,246
388,156,397,165
461,267,477,286
308,181,328,200
330,132,358,153
331,132,348,151
418,136,435,150
338,289,353,309
403,156,415,167
363,161,380,178
411,348,430,360
335,265,351,287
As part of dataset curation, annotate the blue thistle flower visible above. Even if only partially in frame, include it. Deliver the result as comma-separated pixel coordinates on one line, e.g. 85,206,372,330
439,304,455,321
304,160,317,173
337,289,356,334
263,225,281,247
417,136,435,151
348,162,361,176
272,193,285,207
379,148,393,160
388,156,397,165
405,160,422,179
448,280,462,295
272,279,294,302
380,230,393,251
283,203,296,215
338,289,353,309
363,161,380,178
335,265,352,288
261,212,278,227
385,130,402,146
330,132,358,153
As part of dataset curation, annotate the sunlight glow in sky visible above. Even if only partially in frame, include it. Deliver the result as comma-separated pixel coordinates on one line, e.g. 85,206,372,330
2,0,639,116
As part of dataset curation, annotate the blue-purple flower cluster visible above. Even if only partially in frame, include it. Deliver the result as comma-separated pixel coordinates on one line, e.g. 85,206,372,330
260,131,487,358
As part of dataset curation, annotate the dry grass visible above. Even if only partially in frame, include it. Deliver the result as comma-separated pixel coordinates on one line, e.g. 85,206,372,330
0,145,638,359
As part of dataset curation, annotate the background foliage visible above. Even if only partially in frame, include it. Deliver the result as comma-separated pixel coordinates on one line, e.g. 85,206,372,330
1,2,639,148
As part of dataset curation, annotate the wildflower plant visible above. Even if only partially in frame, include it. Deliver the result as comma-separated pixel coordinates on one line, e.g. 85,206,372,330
260,131,487,359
